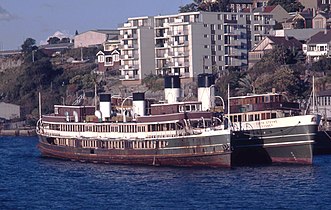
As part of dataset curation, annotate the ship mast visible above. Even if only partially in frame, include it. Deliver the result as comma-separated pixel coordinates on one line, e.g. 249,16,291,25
38,92,42,119
227,84,230,115
312,76,315,113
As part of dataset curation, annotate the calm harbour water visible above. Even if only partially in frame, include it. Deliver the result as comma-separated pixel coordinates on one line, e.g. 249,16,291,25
1,136,331,210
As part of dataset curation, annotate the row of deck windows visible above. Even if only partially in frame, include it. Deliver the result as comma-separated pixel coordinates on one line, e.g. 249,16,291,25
55,138,168,149
47,123,179,133
229,112,278,123
230,95,282,106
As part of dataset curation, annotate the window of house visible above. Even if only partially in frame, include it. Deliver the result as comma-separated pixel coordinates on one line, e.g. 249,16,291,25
106,57,112,63
113,54,119,61
211,24,215,30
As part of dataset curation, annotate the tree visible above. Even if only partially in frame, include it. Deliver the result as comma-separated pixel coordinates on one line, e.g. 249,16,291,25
47,37,60,45
142,73,163,92
268,0,304,12
60,37,71,43
21,38,37,53
218,0,230,12
179,0,202,12
236,74,256,95
310,57,331,73
179,0,230,13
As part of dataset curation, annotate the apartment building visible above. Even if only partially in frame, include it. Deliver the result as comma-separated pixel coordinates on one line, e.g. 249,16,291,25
298,0,331,11
251,6,284,46
118,16,155,83
118,10,277,83
155,12,251,80
252,0,269,8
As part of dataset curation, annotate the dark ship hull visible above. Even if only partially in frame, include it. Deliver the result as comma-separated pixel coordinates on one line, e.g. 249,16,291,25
231,116,319,165
38,131,231,168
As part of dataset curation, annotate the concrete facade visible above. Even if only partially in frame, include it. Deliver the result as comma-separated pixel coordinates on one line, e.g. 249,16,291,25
118,17,155,82
117,10,279,84
252,6,279,46
118,11,262,83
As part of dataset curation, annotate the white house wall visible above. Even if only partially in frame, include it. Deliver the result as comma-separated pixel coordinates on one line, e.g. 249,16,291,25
0,102,20,120
75,31,107,48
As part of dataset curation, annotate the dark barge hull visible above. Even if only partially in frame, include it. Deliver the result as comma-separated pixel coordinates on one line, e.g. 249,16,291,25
231,124,317,165
37,135,231,168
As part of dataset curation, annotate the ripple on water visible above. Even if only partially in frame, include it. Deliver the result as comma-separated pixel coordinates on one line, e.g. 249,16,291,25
1,137,331,209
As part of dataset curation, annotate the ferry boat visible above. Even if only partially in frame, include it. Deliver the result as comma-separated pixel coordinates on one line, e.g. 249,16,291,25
228,92,321,165
36,75,231,167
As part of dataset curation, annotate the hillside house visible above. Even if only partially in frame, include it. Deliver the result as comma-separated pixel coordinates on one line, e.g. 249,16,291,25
282,10,314,29
303,30,331,62
313,12,331,29
249,36,302,68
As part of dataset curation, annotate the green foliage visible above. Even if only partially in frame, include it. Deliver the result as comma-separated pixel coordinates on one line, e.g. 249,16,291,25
179,0,230,13
236,74,256,95
21,38,37,53
47,37,71,44
179,3,199,13
215,70,242,99
69,72,98,90
251,45,303,77
66,47,98,61
310,57,331,72
268,0,304,12
142,73,163,92
60,37,71,43
47,37,60,44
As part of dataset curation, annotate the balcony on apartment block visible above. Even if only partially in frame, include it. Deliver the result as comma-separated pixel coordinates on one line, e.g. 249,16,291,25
121,54,138,60
121,33,137,40
168,51,189,58
171,41,189,47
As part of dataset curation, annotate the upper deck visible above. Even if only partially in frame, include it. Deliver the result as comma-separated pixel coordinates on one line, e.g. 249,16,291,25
229,93,300,114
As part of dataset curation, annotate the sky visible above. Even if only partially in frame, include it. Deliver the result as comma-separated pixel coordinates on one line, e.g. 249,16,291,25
0,0,192,50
